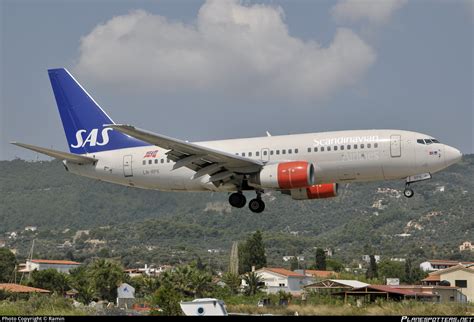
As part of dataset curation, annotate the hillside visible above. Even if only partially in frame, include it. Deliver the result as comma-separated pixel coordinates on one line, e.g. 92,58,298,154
1,155,472,268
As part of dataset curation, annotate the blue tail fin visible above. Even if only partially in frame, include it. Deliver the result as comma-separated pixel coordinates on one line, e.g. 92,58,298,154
48,68,149,154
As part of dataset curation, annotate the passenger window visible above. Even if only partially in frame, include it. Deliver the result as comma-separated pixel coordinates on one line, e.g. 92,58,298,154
270,150,274,155
148,160,152,165
161,159,164,163
361,144,364,149
327,146,331,151
242,152,245,157
367,143,371,148
354,144,358,149
282,149,286,155
249,152,252,157
235,153,239,156
155,159,158,164
341,145,344,150
347,145,351,150
143,160,146,165
321,147,325,152
295,148,298,153
288,149,292,154
256,151,260,156
167,159,170,163
307,147,311,153
314,147,318,152
276,150,280,155
263,151,267,156
334,146,338,151
374,143,378,148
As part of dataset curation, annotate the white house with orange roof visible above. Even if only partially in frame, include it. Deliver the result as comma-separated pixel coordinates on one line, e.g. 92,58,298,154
242,267,307,294
420,259,474,272
421,264,474,302
20,259,81,274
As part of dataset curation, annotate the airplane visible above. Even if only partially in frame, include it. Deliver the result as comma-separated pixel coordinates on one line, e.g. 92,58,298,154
11,68,463,213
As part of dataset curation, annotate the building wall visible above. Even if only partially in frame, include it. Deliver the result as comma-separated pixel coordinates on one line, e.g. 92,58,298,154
27,262,79,274
439,270,474,302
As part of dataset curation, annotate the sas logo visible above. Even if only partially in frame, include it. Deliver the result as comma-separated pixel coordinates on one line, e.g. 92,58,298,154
70,128,113,148
144,150,159,158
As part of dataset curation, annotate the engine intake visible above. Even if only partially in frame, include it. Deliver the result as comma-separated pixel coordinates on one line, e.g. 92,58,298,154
250,161,315,189
289,183,338,200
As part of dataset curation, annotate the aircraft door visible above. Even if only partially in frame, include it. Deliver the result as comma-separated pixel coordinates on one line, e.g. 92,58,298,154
123,155,133,177
390,135,401,158
261,148,270,162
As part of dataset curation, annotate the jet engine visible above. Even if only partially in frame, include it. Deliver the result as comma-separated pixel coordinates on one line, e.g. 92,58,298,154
287,183,338,200
249,161,315,189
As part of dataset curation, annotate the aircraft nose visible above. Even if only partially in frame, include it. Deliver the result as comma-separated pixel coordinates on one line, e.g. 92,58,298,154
444,145,462,167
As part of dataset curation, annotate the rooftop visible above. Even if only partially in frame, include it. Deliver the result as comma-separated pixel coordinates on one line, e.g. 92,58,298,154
29,259,81,265
0,283,50,293
258,267,305,278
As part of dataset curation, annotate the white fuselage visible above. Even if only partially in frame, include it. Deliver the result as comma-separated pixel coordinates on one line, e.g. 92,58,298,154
66,129,461,192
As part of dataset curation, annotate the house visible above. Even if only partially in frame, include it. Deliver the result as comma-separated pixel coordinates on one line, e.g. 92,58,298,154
24,226,37,232
304,279,369,295
282,256,304,262
0,283,50,294
362,255,381,263
20,259,81,274
124,264,172,277
117,283,135,309
296,269,339,281
243,267,306,295
420,260,474,272
459,241,473,251
421,264,474,302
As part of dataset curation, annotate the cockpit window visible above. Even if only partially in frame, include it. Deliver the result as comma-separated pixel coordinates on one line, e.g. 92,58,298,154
424,139,433,144
432,139,440,143
417,139,425,144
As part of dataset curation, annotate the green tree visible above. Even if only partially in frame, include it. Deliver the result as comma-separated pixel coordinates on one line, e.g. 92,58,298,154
326,259,344,272
366,255,378,279
152,285,183,316
315,248,327,270
403,258,426,284
0,248,16,283
221,272,241,295
243,271,264,296
28,269,70,294
239,231,267,274
290,256,299,271
69,265,95,304
89,259,125,301
378,259,404,282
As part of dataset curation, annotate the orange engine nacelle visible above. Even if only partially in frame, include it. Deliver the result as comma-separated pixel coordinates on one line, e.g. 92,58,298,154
254,161,315,189
290,183,338,200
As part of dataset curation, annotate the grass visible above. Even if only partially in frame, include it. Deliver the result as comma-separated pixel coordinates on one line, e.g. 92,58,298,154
226,301,474,316
0,295,89,316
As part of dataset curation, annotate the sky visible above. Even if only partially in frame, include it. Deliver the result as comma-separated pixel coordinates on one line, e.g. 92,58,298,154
1,0,473,161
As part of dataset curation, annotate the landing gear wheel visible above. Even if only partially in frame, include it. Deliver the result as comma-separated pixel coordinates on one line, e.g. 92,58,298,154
229,192,246,208
249,198,265,213
404,188,414,198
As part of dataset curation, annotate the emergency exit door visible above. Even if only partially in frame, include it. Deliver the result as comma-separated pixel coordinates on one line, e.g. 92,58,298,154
390,135,401,158
123,155,133,177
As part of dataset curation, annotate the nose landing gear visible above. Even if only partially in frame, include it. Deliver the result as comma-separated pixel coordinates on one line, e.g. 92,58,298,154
403,183,414,198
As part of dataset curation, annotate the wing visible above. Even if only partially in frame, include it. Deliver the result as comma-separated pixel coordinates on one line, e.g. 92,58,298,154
108,124,263,186
10,142,97,164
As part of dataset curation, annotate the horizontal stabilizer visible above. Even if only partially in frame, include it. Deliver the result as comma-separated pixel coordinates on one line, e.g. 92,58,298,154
10,142,97,164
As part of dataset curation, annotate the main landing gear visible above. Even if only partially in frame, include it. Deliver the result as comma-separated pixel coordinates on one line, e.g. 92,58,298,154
228,191,266,213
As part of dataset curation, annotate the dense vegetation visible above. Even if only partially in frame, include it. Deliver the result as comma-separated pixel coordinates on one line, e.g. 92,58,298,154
1,155,472,268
